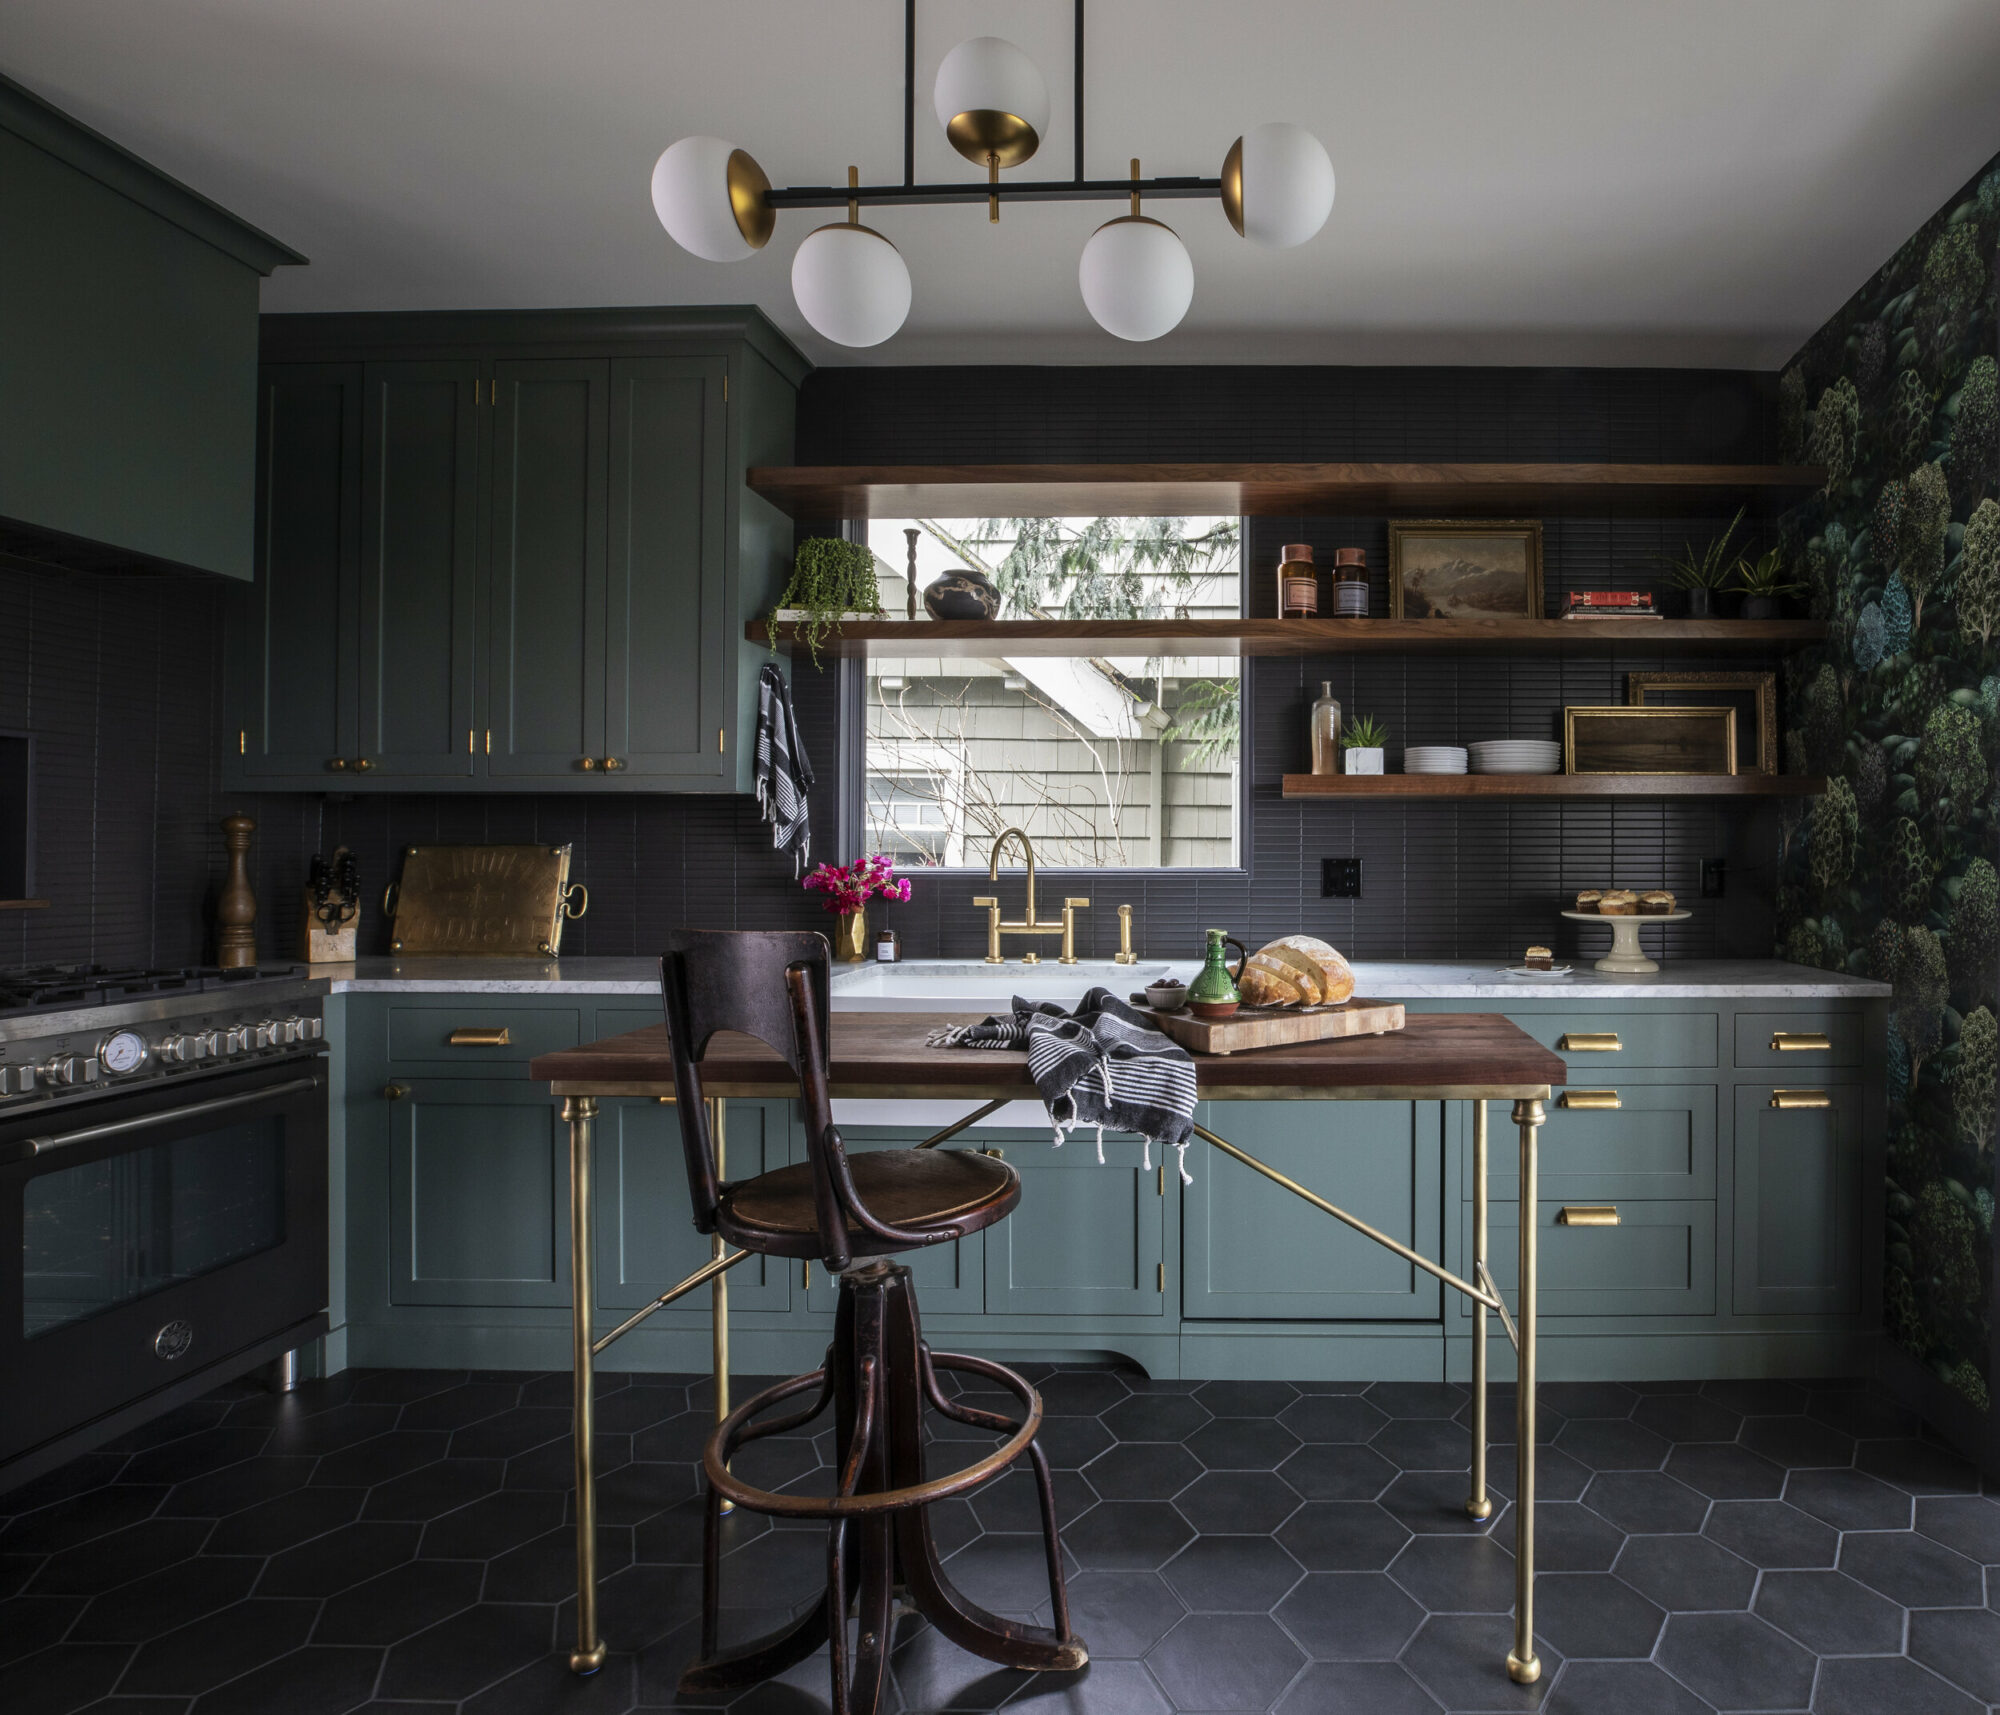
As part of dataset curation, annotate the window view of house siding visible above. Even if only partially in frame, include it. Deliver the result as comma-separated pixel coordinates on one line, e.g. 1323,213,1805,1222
863,517,1241,870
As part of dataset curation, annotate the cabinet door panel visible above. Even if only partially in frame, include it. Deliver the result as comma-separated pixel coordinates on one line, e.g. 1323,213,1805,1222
605,357,728,783
598,1098,789,1313
487,359,608,780
1469,1087,1717,1203
986,1138,1166,1318
356,362,480,780
389,1082,566,1307
1186,1102,1441,1321
1467,1201,1716,1318
1732,1084,1860,1315
234,364,359,781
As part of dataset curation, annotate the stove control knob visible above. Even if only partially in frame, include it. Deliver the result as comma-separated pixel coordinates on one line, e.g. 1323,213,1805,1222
187,1030,217,1060
0,1064,33,1095
221,1027,249,1056
270,1019,299,1046
294,1015,324,1042
39,1054,100,1087
249,1021,277,1050
155,1034,189,1063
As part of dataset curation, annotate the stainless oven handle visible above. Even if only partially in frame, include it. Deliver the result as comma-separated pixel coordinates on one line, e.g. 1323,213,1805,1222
10,1076,323,1163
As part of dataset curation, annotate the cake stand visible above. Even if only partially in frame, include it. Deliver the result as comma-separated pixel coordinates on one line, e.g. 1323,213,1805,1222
1560,909,1692,974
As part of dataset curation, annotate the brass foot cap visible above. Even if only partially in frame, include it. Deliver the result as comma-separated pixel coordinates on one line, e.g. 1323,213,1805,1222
569,1643,609,1675
1052,1644,1090,1672
717,1498,735,1515
1465,1497,1493,1521
1507,1652,1542,1686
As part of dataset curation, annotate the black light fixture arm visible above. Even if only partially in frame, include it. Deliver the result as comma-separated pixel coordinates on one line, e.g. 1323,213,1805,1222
767,0,1219,213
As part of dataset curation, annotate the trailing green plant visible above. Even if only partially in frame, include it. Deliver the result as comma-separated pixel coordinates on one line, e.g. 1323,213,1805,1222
769,537,882,666
1730,547,1807,602
1341,714,1388,750
1663,506,1745,590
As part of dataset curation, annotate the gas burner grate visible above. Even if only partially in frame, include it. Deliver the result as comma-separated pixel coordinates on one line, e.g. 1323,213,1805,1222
0,963,312,1016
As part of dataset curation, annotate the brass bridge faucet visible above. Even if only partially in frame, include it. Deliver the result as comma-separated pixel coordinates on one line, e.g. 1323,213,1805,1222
973,827,1088,965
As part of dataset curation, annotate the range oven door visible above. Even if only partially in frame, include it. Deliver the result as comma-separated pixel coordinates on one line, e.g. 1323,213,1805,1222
0,1059,328,1469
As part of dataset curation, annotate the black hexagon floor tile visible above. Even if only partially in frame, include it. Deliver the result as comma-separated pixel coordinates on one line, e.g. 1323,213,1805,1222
0,1367,1983,1715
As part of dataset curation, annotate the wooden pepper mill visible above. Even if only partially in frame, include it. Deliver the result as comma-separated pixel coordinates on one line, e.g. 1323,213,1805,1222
216,814,259,968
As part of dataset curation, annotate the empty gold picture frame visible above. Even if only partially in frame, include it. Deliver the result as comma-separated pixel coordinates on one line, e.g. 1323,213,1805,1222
1564,705,1738,775
1388,520,1544,619
1627,671,1777,774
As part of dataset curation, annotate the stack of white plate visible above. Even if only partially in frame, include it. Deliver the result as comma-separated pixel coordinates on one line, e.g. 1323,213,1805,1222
1468,740,1563,774
1403,745,1469,774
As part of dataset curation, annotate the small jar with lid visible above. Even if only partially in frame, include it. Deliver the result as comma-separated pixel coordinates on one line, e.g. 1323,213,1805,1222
1278,543,1318,617
1331,547,1369,617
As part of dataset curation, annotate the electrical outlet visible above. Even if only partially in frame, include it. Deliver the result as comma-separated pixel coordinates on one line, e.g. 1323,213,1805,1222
1701,858,1727,899
1322,857,1363,898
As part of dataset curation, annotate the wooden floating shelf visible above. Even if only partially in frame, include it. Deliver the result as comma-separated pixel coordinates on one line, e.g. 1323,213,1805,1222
747,460,1824,520
0,899,50,910
1281,773,1825,800
753,617,1828,660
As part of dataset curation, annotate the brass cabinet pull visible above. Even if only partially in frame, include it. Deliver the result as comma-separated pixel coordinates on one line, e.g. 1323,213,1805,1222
1557,1205,1620,1227
980,1146,1005,1159
1560,1090,1621,1110
447,1027,512,1047
601,756,624,772
1771,1089,1832,1109
350,757,372,772
382,1083,409,1100
578,757,599,771
1559,1032,1622,1052
1770,1032,1832,1052
326,757,348,772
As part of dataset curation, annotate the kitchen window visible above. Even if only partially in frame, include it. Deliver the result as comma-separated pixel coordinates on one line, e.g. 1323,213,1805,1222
859,516,1242,870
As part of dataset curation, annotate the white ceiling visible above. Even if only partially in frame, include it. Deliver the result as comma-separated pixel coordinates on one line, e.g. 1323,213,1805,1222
6,0,2000,369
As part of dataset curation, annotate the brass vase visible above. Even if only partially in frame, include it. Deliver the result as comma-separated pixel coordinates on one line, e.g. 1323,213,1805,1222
833,909,869,962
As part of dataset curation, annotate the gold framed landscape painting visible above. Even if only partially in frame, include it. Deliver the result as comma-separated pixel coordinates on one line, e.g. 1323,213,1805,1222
1627,670,1777,774
1388,520,1544,619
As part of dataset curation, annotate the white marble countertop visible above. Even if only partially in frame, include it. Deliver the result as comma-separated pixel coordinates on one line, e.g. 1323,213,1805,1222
318,955,1888,1002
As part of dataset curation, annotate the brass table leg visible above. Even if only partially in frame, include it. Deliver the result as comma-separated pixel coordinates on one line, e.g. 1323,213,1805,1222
1466,1100,1491,1521
710,1097,732,1515
1507,1097,1545,1686
566,1096,607,1675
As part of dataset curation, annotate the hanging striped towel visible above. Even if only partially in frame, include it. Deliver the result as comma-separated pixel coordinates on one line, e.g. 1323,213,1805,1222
753,662,814,875
929,988,1200,1181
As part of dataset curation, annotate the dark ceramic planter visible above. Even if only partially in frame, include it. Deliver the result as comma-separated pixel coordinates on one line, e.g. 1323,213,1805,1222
1739,594,1781,621
923,569,1001,621
1684,587,1714,619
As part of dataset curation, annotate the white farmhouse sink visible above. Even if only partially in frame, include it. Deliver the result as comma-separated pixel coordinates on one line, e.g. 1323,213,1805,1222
827,959,1180,1012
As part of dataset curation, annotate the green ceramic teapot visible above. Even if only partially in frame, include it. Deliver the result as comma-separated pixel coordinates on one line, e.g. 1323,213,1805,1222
1187,929,1248,1019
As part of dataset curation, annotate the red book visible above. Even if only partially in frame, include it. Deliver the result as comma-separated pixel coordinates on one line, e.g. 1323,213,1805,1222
1564,590,1655,610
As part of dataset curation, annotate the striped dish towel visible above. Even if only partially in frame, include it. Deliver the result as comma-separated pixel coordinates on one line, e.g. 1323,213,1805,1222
753,662,814,876
929,988,1199,1181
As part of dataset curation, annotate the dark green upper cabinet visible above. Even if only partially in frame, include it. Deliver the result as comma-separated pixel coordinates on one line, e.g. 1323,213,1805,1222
224,309,806,793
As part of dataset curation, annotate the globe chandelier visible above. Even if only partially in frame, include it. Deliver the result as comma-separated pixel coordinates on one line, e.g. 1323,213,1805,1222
651,0,1334,347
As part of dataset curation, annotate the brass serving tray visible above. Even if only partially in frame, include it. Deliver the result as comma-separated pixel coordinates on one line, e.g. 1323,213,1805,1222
384,844,588,957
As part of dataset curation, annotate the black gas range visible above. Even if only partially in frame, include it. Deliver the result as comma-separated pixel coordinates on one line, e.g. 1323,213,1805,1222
0,963,333,1490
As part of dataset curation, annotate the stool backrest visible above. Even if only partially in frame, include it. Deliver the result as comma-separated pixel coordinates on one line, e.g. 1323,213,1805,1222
659,928,849,1254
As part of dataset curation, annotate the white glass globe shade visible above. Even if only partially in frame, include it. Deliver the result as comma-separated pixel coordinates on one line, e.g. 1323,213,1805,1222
651,135,772,262
1223,122,1335,248
1078,216,1194,342
791,223,912,348
933,36,1049,166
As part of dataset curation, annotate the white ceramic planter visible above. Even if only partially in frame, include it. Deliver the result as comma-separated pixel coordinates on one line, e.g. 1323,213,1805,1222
1344,748,1384,775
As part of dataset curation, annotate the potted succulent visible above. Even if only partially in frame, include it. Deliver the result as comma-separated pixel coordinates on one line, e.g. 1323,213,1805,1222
1663,506,1743,619
1730,547,1807,621
1341,714,1388,775
769,537,884,667
803,853,912,961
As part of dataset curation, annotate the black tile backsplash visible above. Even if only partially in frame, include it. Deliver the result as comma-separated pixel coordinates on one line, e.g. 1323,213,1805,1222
1,360,1786,973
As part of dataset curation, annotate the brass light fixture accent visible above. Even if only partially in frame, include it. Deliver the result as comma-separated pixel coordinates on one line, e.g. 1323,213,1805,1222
1220,135,1245,236
725,147,775,249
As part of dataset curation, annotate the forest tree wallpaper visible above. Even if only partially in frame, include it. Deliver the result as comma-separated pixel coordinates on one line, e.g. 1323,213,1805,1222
1779,150,2000,1414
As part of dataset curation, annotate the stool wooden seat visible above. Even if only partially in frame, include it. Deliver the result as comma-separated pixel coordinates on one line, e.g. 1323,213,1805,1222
661,929,1086,1715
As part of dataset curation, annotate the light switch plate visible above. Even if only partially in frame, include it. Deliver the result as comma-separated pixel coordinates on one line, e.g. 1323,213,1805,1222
1322,857,1363,898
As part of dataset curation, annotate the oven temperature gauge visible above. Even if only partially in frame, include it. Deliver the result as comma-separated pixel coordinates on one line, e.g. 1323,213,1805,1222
96,1030,150,1076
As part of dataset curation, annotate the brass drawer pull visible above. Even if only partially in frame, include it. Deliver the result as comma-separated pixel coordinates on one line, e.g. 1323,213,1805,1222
1771,1089,1831,1110
383,1083,409,1100
1560,1090,1621,1110
326,757,348,772
1770,1032,1831,1052
601,756,624,772
1559,1032,1621,1052
578,756,599,771
447,1027,512,1048
1556,1205,1620,1227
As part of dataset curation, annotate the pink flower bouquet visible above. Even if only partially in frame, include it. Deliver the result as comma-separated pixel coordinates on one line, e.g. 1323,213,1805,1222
802,853,912,917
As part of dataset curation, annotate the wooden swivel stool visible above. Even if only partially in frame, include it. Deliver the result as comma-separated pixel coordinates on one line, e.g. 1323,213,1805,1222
661,929,1087,1715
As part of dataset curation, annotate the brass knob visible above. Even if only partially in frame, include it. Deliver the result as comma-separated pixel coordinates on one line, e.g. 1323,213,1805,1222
327,758,348,772
382,1083,409,1100
351,758,372,773
601,756,624,772
579,757,599,771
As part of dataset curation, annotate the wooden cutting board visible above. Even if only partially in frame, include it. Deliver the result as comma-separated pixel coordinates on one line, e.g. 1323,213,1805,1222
1137,998,1406,1056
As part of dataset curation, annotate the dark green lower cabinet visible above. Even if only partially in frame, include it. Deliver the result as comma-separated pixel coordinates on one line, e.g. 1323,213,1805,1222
1733,1084,1861,1315
597,1097,790,1315
1470,1086,1718,1203
1466,1200,1718,1318
388,1081,568,1308
1183,1101,1441,1320
985,1136,1167,1317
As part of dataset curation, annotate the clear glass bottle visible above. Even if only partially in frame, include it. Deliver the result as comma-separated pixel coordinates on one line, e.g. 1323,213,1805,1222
1310,682,1342,774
